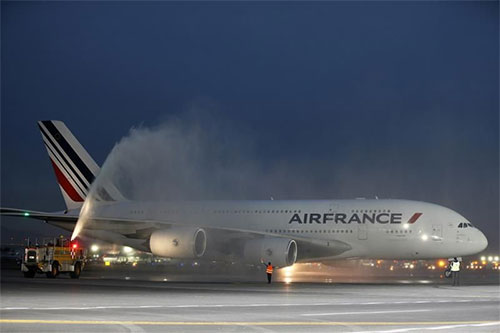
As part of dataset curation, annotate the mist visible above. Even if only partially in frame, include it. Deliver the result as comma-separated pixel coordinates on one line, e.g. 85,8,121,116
86,109,342,203
89,111,257,201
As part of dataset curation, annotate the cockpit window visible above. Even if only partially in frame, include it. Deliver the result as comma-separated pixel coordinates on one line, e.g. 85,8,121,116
458,223,474,228
468,223,474,228
458,223,463,228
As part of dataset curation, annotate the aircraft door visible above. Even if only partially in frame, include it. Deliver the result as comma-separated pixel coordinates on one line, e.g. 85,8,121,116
358,225,367,240
432,225,442,240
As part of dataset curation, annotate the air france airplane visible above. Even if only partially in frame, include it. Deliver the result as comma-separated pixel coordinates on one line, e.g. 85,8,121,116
1,121,488,268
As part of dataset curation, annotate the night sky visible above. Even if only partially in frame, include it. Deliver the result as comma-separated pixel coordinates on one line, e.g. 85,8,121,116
1,2,498,252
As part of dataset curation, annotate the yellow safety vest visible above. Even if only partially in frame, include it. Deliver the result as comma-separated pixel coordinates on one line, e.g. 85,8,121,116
451,261,460,272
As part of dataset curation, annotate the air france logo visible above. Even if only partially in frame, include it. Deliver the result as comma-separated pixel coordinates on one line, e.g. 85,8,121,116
288,212,423,224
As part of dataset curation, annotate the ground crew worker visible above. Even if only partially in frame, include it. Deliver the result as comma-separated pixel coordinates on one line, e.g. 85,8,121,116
450,257,460,286
261,260,275,284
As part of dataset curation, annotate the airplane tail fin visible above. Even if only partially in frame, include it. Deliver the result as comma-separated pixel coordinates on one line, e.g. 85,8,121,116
38,120,123,210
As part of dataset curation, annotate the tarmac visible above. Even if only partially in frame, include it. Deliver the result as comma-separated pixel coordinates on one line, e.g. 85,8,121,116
0,266,499,332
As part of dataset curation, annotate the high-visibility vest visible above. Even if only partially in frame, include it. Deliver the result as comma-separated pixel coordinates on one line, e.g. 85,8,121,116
451,261,460,272
266,265,273,274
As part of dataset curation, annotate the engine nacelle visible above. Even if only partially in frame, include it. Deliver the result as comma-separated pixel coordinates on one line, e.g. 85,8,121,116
243,238,297,267
149,227,206,259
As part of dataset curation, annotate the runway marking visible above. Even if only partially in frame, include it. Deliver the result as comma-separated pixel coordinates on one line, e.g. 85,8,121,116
1,299,495,311
0,320,499,327
138,305,162,308
301,309,430,316
336,322,500,332
427,324,472,330
362,302,384,305
473,322,500,327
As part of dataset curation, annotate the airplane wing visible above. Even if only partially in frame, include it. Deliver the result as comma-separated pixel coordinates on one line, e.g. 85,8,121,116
0,208,77,223
1,207,352,261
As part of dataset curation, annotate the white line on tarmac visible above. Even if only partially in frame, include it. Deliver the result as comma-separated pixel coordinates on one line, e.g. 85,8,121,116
350,321,500,333
426,324,472,330
1,299,494,311
362,302,384,305
472,322,500,327
301,309,431,316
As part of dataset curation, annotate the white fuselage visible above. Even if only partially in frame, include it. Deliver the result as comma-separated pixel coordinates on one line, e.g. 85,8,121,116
80,199,488,261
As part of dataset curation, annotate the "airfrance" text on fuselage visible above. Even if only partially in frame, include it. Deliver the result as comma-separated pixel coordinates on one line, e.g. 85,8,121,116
288,213,403,224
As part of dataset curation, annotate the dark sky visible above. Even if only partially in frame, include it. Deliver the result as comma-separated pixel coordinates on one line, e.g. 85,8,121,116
1,2,498,252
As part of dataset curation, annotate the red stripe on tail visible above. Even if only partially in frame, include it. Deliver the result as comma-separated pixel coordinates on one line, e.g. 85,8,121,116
407,212,423,224
50,160,84,202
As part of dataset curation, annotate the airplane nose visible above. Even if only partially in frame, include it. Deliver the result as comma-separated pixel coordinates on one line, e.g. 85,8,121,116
477,230,488,252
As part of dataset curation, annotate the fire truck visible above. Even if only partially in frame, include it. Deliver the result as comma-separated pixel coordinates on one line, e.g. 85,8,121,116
22,238,86,279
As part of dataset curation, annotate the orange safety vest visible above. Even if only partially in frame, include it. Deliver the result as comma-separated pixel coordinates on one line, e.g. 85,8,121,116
266,265,273,274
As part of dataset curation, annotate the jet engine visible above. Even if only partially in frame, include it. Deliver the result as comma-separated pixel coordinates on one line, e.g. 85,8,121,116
243,238,297,267
149,227,207,258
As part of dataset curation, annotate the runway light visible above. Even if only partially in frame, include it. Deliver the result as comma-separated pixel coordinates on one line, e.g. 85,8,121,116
494,256,499,262
91,244,99,252
488,256,493,262
480,256,486,261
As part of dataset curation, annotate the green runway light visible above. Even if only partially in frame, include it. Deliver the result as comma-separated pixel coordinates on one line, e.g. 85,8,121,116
23,212,30,217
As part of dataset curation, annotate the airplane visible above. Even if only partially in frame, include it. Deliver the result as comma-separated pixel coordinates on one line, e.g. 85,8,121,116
1,120,488,268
